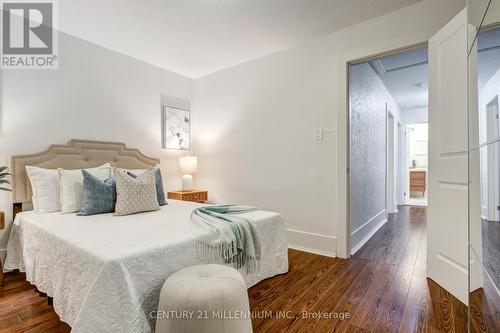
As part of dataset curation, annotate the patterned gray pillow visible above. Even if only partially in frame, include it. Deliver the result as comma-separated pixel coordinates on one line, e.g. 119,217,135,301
114,168,160,216
127,168,167,206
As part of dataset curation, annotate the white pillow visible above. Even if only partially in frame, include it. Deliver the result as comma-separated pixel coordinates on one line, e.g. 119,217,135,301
26,166,61,214
58,164,112,214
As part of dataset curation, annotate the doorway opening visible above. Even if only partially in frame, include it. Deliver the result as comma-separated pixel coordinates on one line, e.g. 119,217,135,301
405,123,428,206
348,45,429,255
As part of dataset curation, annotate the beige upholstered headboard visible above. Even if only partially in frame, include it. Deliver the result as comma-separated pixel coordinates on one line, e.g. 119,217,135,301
10,139,160,205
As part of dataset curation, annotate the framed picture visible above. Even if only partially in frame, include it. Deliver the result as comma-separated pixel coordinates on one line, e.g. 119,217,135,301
162,106,191,150
415,141,427,155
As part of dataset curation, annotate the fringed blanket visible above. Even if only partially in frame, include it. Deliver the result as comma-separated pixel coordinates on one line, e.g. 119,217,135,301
190,205,261,273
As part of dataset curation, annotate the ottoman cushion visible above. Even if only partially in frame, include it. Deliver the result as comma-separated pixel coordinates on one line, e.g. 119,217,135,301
155,264,253,333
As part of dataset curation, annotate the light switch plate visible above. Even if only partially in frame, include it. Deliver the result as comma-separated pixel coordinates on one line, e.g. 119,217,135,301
315,128,324,141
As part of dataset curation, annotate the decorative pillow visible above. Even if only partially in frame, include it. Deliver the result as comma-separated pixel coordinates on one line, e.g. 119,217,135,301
127,168,167,206
26,166,61,213
114,168,160,216
58,164,111,214
78,171,116,216
114,166,150,175
117,164,160,176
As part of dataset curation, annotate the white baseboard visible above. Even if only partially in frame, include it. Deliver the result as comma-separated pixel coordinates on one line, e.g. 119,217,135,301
287,229,336,257
350,210,387,255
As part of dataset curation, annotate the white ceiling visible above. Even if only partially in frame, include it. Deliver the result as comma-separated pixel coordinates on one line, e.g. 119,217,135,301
58,0,422,78
370,47,428,111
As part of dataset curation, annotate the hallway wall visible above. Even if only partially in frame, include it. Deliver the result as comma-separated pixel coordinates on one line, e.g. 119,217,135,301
349,62,401,254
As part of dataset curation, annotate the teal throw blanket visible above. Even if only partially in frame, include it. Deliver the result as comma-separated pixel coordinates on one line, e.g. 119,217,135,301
190,205,261,273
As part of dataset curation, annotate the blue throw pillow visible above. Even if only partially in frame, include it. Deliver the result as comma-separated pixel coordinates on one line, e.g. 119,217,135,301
127,168,167,206
78,170,117,216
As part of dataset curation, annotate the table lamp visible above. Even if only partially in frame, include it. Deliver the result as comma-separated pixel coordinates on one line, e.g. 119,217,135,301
179,156,198,191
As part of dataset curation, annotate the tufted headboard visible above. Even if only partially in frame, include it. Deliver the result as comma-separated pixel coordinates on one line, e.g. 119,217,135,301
10,139,160,207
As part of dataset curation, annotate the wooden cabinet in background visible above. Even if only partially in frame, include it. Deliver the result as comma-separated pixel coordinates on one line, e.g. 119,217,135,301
410,171,426,195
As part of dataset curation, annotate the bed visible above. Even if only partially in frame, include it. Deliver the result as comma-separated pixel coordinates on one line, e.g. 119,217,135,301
4,139,289,333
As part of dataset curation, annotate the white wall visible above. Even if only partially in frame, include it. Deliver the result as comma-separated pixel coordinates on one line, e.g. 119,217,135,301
407,123,428,168
401,107,428,124
192,38,338,256
193,0,464,256
0,32,193,254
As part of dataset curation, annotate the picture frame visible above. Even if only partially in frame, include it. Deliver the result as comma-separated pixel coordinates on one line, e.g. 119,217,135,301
162,106,191,150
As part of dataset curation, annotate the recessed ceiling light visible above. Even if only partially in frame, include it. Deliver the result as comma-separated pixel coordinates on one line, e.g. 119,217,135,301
415,82,425,88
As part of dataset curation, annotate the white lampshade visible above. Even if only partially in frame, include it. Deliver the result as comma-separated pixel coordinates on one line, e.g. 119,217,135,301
179,156,198,174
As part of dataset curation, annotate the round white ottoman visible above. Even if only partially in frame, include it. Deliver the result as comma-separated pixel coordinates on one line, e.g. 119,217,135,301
155,264,253,333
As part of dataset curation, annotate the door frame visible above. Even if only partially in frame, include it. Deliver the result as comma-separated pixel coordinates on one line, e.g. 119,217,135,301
387,110,396,214
397,121,406,206
340,42,428,258
405,124,412,204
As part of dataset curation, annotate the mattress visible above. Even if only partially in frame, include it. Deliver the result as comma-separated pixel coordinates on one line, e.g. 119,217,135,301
4,200,289,333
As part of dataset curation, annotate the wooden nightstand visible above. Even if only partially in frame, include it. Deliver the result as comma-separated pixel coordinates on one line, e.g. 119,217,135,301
168,190,208,203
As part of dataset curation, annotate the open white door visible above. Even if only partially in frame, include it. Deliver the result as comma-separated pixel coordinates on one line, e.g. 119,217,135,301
427,9,468,305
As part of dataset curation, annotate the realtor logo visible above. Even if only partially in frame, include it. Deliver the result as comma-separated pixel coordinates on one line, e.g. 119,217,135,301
1,0,58,69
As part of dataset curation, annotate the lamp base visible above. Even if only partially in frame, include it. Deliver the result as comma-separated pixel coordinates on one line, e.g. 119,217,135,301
182,174,194,191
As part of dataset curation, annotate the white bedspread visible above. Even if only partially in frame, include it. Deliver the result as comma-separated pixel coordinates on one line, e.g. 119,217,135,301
5,200,288,333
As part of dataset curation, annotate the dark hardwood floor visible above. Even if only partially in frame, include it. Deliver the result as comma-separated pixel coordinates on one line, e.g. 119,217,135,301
481,219,500,291
470,287,500,332
0,274,70,333
249,206,468,333
0,206,471,332
469,220,500,333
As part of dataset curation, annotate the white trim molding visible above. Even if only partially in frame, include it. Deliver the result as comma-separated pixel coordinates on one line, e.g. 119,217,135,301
481,204,488,221
350,209,388,255
287,229,337,257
